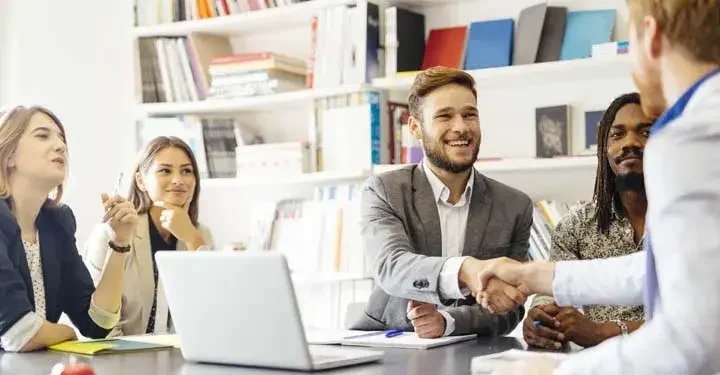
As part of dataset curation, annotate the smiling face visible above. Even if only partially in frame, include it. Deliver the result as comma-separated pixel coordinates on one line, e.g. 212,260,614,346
410,83,481,173
9,112,68,189
136,146,196,208
606,103,652,177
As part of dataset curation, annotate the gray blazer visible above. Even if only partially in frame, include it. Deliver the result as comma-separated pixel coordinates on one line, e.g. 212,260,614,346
350,164,533,336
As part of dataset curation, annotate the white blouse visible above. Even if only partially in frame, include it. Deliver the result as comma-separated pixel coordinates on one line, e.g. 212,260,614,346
22,239,46,320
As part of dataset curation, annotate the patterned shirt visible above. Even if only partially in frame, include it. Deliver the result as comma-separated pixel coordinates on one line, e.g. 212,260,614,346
22,238,46,320
532,201,644,322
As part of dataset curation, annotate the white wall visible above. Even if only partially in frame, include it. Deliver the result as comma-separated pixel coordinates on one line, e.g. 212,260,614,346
0,0,136,244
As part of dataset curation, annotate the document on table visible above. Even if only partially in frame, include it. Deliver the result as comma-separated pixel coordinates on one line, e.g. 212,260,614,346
471,349,570,374
340,332,477,350
305,329,369,345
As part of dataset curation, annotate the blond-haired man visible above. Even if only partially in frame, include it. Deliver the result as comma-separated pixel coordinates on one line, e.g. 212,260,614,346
481,1,720,373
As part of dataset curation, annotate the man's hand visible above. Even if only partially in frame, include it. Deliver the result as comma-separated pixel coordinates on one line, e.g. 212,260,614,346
407,300,446,339
481,278,527,315
523,304,564,350
478,260,556,297
555,307,610,348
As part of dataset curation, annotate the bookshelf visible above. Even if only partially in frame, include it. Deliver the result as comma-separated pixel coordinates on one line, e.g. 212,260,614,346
132,0,357,37
140,85,370,116
131,0,634,330
373,55,631,90
201,169,370,188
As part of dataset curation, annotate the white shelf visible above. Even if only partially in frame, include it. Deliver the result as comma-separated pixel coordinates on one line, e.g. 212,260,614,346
291,272,372,284
372,55,631,91
132,0,356,37
373,156,598,174
201,170,370,188
139,85,369,116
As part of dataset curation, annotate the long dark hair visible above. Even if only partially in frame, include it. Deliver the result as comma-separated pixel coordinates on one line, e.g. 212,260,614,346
593,92,642,234
128,136,201,225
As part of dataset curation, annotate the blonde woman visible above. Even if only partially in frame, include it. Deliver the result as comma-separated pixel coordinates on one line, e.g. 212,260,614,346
0,105,134,352
82,136,213,336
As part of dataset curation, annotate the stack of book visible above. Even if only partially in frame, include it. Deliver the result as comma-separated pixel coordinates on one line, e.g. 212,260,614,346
207,52,307,99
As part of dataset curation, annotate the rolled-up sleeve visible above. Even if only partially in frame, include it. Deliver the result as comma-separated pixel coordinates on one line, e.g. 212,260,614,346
88,295,120,330
0,312,43,352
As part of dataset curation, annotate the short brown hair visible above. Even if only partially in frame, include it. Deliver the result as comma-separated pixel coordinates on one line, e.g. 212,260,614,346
128,136,202,225
408,67,478,122
627,0,720,64
0,105,67,204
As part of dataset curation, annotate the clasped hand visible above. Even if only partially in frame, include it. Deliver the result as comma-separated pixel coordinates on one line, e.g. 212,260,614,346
460,257,532,314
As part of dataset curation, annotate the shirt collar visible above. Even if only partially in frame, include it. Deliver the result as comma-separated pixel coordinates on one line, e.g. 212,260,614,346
651,67,720,135
422,159,474,206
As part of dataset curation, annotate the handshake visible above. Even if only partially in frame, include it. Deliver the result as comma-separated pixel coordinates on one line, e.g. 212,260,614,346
458,257,555,314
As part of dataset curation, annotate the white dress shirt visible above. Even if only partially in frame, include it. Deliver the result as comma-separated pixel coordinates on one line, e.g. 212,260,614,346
421,160,473,336
551,73,720,374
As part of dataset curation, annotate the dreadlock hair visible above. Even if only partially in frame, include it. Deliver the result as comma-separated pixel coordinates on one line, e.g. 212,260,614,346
593,92,642,235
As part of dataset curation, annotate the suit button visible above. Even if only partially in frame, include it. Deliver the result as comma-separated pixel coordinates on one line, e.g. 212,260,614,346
413,279,429,289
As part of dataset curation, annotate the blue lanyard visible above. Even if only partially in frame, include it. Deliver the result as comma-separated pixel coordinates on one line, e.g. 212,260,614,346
651,67,720,135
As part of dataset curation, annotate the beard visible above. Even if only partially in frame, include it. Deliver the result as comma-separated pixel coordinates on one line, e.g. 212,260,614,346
615,172,645,193
423,135,480,173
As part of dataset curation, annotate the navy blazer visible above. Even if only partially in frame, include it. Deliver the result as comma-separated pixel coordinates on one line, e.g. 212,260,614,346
0,198,110,349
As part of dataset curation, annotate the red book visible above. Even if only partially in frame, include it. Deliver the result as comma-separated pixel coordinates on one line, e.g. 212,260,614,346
421,26,468,70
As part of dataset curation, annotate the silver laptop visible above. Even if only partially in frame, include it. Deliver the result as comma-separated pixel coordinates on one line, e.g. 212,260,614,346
155,251,384,371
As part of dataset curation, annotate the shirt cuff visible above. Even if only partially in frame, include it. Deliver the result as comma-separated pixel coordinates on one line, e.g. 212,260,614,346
437,310,455,337
0,312,44,351
551,261,575,307
439,256,470,300
89,295,121,330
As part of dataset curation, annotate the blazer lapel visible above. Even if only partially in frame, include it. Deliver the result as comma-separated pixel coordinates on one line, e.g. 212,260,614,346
37,214,59,319
463,171,492,256
413,165,442,256
133,214,155,328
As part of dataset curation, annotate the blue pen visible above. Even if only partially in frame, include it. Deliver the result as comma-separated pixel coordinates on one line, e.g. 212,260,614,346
384,329,404,338
533,320,543,327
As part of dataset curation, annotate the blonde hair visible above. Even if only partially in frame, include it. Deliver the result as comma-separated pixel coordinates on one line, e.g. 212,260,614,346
626,0,720,64
0,105,67,203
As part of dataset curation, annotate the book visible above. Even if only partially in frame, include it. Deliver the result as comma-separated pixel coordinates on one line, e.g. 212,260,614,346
536,7,567,63
535,105,572,158
560,10,616,60
385,6,425,76
421,26,468,69
584,110,604,151
464,19,514,70
513,3,547,65
48,337,174,356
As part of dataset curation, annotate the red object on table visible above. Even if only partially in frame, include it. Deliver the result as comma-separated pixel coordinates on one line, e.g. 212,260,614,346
61,363,95,375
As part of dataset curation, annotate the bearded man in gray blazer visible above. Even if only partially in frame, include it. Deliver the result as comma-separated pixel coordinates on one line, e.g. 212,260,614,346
350,67,533,338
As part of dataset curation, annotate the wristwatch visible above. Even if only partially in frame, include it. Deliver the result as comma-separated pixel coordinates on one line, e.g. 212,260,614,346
611,319,629,336
108,241,131,254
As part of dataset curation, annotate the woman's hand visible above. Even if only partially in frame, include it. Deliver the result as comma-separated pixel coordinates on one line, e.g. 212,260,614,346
154,201,204,250
102,193,138,247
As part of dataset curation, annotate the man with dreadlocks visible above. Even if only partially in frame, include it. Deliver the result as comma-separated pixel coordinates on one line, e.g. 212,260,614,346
523,92,653,351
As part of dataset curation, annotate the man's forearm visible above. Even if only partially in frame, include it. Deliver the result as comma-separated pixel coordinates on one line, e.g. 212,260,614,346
93,251,127,313
600,319,644,341
519,261,556,296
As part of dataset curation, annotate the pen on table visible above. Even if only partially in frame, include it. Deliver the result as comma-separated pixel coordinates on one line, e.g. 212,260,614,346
384,329,403,338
